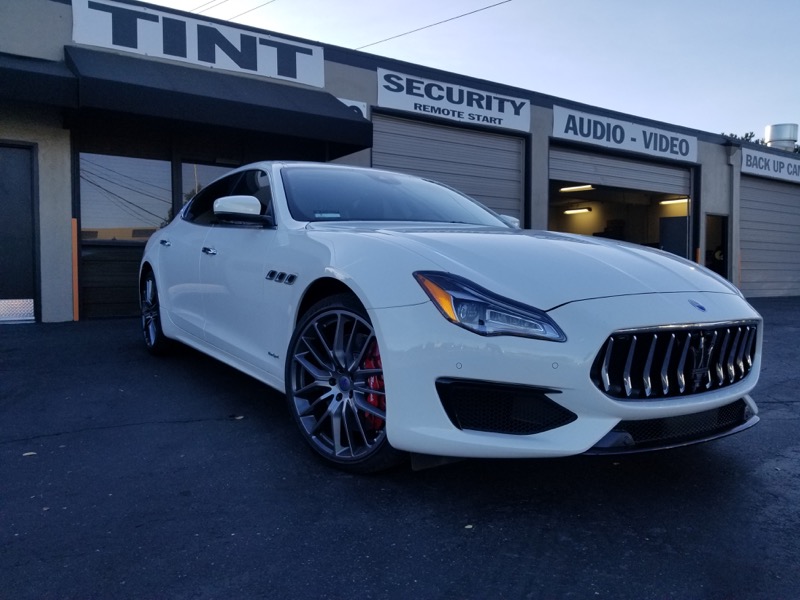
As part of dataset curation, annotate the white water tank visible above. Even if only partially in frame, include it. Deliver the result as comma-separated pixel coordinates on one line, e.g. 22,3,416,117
764,123,798,151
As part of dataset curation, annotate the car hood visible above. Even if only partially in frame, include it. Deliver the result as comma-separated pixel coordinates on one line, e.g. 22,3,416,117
305,223,739,309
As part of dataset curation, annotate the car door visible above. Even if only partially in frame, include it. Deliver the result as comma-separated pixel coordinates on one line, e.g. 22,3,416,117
158,174,235,339
200,169,280,376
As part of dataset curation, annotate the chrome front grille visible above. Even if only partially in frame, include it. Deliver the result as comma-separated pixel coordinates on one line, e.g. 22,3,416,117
591,321,759,400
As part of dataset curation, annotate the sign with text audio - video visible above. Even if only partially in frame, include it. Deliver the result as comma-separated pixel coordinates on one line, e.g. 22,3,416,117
553,106,697,162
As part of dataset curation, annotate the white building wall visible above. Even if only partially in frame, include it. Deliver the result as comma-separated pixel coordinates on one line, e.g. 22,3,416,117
0,103,74,322
0,0,71,60
529,105,551,230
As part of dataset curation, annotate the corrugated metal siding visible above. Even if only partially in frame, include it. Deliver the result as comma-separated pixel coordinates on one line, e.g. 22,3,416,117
371,114,524,219
740,176,800,297
549,148,691,194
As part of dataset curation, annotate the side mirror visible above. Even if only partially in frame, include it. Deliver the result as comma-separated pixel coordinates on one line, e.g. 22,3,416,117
500,214,521,229
213,195,273,227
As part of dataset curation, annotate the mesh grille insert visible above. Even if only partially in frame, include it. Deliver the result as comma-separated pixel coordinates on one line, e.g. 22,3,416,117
436,379,577,435
611,399,749,450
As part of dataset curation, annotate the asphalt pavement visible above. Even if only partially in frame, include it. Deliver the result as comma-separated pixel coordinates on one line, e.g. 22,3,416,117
1,297,799,599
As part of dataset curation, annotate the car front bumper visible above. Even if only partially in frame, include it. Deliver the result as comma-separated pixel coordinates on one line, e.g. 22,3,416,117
370,291,762,458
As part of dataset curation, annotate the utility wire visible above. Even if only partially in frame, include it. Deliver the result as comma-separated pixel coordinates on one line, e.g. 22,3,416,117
81,168,171,205
80,174,166,225
81,158,171,194
194,0,235,15
189,0,221,11
228,0,279,20
356,0,513,50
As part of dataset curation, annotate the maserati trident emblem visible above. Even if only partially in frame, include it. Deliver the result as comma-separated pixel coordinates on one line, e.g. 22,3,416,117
689,299,707,312
688,333,715,392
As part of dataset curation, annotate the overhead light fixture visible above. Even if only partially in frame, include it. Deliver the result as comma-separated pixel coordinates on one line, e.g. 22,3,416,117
564,207,592,215
560,184,595,193
660,198,689,205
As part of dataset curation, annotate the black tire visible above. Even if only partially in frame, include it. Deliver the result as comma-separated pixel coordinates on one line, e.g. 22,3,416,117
285,294,405,473
140,270,171,355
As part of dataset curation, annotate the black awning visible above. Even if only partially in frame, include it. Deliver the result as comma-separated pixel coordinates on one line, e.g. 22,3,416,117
0,52,77,107
64,46,372,154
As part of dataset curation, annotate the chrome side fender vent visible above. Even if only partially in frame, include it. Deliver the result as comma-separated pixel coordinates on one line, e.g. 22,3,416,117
266,270,298,285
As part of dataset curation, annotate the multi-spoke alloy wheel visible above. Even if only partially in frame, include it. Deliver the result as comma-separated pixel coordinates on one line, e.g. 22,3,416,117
286,294,403,473
140,271,170,355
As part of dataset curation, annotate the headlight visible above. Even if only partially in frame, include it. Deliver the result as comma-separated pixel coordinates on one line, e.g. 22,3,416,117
413,271,566,342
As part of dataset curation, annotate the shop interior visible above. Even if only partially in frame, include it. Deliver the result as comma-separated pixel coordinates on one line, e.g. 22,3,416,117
548,180,690,258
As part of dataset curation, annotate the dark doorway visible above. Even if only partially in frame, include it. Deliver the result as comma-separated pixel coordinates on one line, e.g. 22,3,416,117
706,214,729,279
659,216,689,258
0,144,35,322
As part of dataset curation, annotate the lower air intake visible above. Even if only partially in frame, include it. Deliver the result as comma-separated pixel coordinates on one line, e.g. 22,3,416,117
436,379,577,435
587,399,756,454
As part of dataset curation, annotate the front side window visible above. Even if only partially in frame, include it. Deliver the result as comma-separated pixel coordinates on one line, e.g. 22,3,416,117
182,162,231,206
280,166,507,227
231,170,274,220
183,175,235,225
183,169,273,225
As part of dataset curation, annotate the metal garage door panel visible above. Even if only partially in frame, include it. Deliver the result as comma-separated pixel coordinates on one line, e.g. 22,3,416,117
549,148,691,195
740,176,800,296
372,115,524,218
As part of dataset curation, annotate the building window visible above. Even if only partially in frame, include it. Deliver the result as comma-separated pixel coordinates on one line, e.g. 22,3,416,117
79,153,172,242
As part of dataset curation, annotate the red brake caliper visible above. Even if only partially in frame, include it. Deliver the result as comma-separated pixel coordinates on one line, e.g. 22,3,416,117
363,341,385,431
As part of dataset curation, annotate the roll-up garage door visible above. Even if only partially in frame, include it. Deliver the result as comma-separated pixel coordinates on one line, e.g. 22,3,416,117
740,176,800,297
372,114,525,219
549,148,691,195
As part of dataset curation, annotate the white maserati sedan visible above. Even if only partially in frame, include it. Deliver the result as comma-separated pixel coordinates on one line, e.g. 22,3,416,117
139,161,762,472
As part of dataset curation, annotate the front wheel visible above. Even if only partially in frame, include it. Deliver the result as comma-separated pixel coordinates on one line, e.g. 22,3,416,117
140,270,170,355
285,294,404,473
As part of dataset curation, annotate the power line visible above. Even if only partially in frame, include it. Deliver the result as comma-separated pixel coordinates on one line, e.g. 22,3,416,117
188,0,221,11
356,0,513,50
80,168,171,205
228,0,279,20
80,174,167,226
195,0,235,15
81,158,171,194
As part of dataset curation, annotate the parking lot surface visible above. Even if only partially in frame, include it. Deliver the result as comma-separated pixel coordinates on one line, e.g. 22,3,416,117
1,297,799,599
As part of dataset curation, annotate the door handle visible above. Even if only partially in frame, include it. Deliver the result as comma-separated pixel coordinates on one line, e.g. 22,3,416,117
202,247,217,255
159,239,171,247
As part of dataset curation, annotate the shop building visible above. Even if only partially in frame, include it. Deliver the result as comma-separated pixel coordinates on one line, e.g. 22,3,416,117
1,0,799,322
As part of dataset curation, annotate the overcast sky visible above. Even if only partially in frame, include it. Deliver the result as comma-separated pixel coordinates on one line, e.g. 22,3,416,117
144,0,798,139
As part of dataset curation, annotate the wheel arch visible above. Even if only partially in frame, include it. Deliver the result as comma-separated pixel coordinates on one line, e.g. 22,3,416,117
139,260,154,281
295,277,363,324
138,261,155,303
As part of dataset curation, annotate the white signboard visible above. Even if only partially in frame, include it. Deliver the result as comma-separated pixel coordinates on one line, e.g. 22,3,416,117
377,69,530,133
741,148,800,184
553,106,698,162
72,0,325,87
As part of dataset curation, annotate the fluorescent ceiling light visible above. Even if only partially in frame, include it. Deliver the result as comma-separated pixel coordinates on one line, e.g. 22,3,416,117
660,198,689,205
564,207,592,215
559,185,594,193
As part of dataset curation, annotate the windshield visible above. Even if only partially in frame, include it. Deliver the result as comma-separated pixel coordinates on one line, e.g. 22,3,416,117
280,166,508,226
